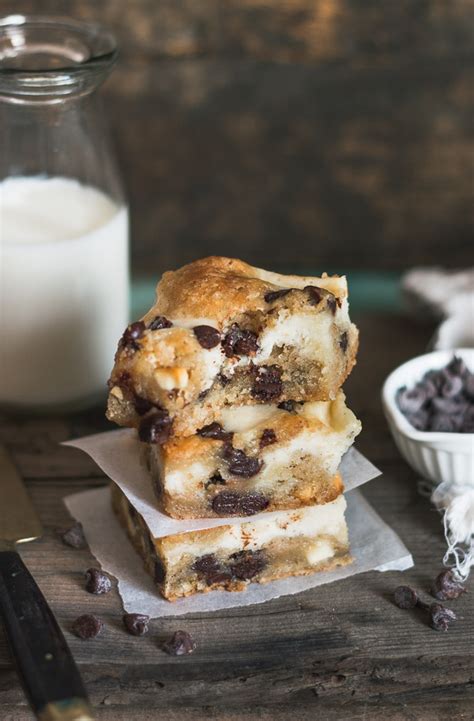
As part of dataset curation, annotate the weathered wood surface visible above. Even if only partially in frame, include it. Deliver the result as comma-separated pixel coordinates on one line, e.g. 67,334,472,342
1,313,473,721
3,1,473,273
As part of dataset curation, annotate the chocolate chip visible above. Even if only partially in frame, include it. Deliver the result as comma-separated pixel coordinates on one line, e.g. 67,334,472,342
339,331,348,353
193,554,232,585
61,523,87,550
393,585,419,609
139,410,172,444
222,324,259,357
204,472,226,489
429,413,462,433
431,570,466,601
121,321,146,351
148,315,172,330
72,614,104,639
396,386,427,415
239,492,270,515
197,422,233,442
198,388,210,401
251,365,282,402
134,395,154,416
193,325,221,349
464,373,474,402
154,558,166,584
85,568,112,595
260,428,277,448
430,603,456,631
224,445,263,477
212,491,240,515
440,375,463,399
304,286,323,306
229,550,267,580
123,613,150,636
278,399,298,412
264,288,291,303
162,630,196,656
212,491,269,516
327,295,338,314
408,410,430,430
218,372,231,386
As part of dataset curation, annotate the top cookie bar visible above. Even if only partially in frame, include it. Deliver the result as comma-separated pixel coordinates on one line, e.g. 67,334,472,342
107,257,358,439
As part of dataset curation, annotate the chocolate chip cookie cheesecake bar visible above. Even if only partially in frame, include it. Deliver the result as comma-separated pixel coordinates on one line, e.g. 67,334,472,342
107,256,358,440
146,391,361,519
111,483,351,601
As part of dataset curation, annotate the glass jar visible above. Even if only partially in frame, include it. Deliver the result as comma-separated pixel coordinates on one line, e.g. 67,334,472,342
0,15,129,412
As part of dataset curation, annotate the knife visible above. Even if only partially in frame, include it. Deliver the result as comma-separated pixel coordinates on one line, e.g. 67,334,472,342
0,445,94,721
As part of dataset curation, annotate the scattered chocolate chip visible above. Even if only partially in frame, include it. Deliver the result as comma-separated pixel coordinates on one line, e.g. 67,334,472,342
85,568,112,595
229,550,267,580
430,603,457,631
222,324,259,357
148,315,172,330
154,557,166,584
264,288,291,303
197,422,233,442
431,570,466,601
251,365,283,402
198,388,210,401
193,554,232,585
304,286,323,306
339,331,348,353
260,428,277,448
134,395,154,416
218,372,231,386
61,523,87,550
123,613,150,636
121,321,146,351
278,399,298,412
393,585,419,609
162,630,196,656
440,375,463,399
224,445,263,477
139,410,172,444
327,295,338,314
72,614,104,639
193,325,221,349
204,472,226,489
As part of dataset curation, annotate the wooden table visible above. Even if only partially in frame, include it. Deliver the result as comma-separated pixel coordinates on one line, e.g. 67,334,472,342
1,313,473,721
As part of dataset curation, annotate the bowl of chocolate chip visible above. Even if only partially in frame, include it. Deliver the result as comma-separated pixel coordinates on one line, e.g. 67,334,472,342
382,349,474,485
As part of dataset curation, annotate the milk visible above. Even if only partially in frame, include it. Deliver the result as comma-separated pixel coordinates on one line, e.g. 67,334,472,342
0,176,129,409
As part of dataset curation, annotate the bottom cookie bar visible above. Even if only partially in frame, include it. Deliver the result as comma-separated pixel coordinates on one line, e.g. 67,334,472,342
111,483,351,601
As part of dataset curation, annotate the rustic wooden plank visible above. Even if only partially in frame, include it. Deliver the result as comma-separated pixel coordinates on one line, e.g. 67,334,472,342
2,2,472,272
8,0,474,62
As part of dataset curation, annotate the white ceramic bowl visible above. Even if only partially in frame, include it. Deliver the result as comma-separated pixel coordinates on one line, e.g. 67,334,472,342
382,348,474,486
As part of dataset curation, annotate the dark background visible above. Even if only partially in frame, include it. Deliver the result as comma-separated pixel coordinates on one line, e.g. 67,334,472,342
7,0,474,275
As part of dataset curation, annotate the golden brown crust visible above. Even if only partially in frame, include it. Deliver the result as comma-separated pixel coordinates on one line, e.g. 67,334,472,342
145,256,348,328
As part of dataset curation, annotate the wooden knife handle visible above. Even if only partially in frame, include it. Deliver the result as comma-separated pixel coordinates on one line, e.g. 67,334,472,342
0,550,94,721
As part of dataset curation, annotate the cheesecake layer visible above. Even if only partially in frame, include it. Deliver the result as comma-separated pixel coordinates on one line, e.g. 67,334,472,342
111,483,351,601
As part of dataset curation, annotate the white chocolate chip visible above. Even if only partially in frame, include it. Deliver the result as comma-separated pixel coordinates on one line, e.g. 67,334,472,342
154,367,189,390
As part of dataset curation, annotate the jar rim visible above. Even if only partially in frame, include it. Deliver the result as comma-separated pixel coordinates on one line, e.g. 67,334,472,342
0,15,118,103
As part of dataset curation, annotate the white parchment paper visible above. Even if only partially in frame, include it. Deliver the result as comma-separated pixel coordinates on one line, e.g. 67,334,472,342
63,430,413,618
64,430,382,535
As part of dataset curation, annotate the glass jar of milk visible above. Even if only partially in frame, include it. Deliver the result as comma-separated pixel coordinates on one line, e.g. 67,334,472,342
0,16,129,411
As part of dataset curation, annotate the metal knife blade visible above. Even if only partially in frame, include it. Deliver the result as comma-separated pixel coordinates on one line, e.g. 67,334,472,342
0,445,43,545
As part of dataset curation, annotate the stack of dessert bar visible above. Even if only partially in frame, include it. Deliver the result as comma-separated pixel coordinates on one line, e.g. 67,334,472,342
107,257,361,601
